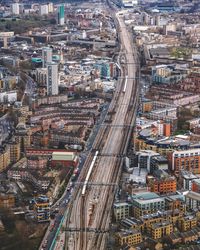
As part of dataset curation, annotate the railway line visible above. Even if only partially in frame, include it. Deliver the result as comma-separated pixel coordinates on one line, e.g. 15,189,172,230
63,7,140,250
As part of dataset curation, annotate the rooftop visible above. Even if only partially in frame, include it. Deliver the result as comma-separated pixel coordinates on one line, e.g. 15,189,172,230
186,191,200,201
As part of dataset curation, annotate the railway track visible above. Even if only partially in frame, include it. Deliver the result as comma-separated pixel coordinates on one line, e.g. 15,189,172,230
63,6,140,250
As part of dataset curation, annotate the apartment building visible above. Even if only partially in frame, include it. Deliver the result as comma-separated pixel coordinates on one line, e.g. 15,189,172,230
7,169,52,192
0,145,10,172
177,215,197,232
148,221,173,240
185,191,200,210
179,171,198,190
116,230,142,247
34,196,50,222
165,196,186,214
27,156,48,169
132,192,165,218
169,148,200,174
192,179,200,193
147,176,177,194
113,202,130,221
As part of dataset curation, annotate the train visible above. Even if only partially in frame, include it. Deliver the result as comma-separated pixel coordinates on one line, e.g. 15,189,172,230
81,151,99,196
122,75,128,93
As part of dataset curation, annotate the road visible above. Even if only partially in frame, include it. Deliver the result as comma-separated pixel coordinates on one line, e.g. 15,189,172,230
62,9,140,250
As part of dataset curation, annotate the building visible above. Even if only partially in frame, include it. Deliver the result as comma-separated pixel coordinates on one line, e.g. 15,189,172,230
39,4,49,15
185,191,200,210
0,145,11,172
141,210,180,230
57,5,65,26
136,150,159,172
42,47,52,68
8,168,52,192
48,2,54,13
192,179,200,193
148,221,173,240
113,202,130,221
147,176,177,195
177,215,197,232
0,91,17,103
165,196,186,214
11,3,19,15
34,196,50,222
150,155,169,173
179,171,198,190
131,192,165,218
9,139,21,164
0,193,15,208
142,99,153,113
116,230,142,247
51,151,78,167
27,156,48,170
169,149,200,174
47,62,58,96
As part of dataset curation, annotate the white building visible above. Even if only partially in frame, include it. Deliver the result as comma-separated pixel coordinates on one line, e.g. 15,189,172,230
122,0,138,7
47,62,58,96
39,4,49,15
11,3,20,15
42,47,52,68
48,2,54,13
0,91,17,103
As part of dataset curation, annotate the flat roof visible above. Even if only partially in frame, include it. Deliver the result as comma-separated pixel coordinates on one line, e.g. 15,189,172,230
186,191,200,201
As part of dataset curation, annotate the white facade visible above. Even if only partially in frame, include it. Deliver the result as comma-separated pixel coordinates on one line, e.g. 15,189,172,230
122,0,138,7
42,47,52,68
157,122,164,136
47,63,58,96
0,91,17,103
48,2,54,13
39,5,49,15
11,3,19,15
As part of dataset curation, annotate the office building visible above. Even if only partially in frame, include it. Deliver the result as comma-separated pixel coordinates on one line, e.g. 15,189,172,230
47,62,58,96
57,5,65,26
11,3,20,15
34,195,50,222
42,47,52,68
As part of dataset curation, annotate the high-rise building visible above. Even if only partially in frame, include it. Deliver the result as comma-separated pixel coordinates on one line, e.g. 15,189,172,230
11,3,20,15
57,4,65,25
42,47,52,68
47,62,58,96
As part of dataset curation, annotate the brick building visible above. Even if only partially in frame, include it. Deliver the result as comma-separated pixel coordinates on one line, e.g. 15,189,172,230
169,149,200,174
147,176,177,194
